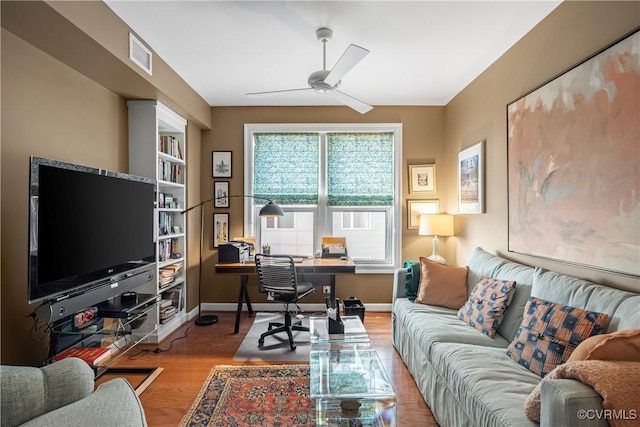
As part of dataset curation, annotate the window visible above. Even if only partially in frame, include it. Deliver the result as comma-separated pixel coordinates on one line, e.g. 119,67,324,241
341,212,370,230
244,124,402,272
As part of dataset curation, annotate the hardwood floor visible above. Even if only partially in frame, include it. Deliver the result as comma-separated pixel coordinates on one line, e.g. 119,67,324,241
105,311,438,426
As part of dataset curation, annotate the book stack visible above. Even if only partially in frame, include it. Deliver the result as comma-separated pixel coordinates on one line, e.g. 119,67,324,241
160,304,177,324
159,264,183,289
53,346,111,366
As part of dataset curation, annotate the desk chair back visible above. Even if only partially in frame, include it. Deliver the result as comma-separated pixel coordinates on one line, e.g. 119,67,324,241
255,254,303,301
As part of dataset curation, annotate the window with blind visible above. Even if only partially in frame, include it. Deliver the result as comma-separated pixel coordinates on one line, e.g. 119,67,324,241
244,124,402,271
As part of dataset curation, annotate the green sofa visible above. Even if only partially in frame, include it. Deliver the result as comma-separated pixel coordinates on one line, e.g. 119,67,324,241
392,247,640,427
1,357,147,427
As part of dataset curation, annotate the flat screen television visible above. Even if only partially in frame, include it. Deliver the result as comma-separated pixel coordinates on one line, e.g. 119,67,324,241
28,156,156,305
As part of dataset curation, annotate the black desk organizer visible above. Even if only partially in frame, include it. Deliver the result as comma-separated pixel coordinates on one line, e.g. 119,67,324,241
326,297,344,334
343,297,365,323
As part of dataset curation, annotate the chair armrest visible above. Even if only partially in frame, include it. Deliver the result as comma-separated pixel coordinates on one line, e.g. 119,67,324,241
392,267,408,302
540,379,607,427
21,378,147,427
1,358,94,427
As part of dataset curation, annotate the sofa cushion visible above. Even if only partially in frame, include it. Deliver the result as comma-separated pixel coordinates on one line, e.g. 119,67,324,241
531,267,639,333
609,296,640,332
430,342,540,427
506,297,608,377
457,277,516,338
415,257,468,309
568,328,640,362
393,298,510,359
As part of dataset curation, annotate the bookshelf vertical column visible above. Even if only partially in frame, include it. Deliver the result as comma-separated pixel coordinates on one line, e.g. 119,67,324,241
127,100,187,342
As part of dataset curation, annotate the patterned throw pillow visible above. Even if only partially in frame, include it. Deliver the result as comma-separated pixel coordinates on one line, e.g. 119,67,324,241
506,297,608,377
457,277,516,338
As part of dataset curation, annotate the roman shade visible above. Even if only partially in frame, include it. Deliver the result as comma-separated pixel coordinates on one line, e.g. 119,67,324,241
327,132,394,206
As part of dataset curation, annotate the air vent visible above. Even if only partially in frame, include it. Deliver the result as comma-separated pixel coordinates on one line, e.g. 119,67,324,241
129,33,152,75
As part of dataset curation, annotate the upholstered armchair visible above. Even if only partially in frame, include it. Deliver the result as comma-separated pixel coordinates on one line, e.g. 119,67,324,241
1,357,147,427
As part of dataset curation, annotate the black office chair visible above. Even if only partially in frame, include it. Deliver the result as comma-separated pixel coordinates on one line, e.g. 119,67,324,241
254,254,315,351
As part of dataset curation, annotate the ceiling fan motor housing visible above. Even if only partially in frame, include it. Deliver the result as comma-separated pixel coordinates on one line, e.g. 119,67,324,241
316,27,333,42
308,70,340,93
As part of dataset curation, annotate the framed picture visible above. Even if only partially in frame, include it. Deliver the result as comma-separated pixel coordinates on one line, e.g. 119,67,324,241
409,164,436,194
213,181,229,208
457,140,484,214
507,30,639,276
213,213,229,248
407,200,440,229
212,151,232,178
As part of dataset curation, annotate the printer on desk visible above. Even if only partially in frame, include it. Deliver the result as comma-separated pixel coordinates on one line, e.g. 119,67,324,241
218,240,251,263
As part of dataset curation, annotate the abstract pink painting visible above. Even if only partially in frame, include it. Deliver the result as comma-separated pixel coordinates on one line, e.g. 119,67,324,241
507,30,639,277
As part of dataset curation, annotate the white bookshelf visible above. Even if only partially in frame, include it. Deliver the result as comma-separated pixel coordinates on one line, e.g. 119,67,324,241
127,100,187,342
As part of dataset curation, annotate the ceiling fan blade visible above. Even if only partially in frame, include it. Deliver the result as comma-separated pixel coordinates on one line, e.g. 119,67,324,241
328,90,373,114
324,44,369,87
247,88,312,97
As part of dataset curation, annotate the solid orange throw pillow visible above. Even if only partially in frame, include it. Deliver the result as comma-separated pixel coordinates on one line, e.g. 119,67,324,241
568,328,640,362
415,257,468,309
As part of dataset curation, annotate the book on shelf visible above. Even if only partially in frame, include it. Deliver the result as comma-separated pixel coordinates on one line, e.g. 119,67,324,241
159,263,183,288
53,346,111,366
160,305,177,323
159,135,183,160
163,285,184,311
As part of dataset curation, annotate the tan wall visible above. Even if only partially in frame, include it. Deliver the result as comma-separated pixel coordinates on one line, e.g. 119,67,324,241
1,30,129,365
0,28,203,365
444,1,640,292
201,106,446,305
2,0,637,366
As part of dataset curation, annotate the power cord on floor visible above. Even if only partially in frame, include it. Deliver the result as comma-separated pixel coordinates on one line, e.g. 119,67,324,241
152,321,194,353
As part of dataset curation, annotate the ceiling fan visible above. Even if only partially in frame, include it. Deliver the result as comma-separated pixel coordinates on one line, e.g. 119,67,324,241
247,27,373,114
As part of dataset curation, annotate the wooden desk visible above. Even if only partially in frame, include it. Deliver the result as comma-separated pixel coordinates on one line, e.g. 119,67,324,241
215,258,356,333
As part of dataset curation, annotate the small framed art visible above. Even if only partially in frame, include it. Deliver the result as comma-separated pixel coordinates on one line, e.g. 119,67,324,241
409,164,436,194
213,181,229,208
213,213,229,247
458,140,485,214
212,151,232,178
407,200,440,229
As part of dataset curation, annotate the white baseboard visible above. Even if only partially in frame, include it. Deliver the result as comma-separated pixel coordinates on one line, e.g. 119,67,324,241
199,302,392,312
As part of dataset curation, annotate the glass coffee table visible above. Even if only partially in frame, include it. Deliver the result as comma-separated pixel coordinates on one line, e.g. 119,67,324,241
309,315,370,348
308,316,396,426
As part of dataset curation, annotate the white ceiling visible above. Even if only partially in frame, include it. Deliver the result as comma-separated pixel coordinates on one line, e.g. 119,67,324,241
104,1,561,109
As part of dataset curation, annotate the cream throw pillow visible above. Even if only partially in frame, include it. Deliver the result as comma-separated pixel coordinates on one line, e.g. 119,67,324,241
415,257,468,309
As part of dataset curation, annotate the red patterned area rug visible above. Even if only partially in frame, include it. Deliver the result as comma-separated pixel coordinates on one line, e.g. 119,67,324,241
179,364,313,426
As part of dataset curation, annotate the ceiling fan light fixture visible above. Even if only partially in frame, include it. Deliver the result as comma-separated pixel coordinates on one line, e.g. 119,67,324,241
308,70,339,93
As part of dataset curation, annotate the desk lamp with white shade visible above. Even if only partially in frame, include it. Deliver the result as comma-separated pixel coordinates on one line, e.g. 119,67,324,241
418,214,454,264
